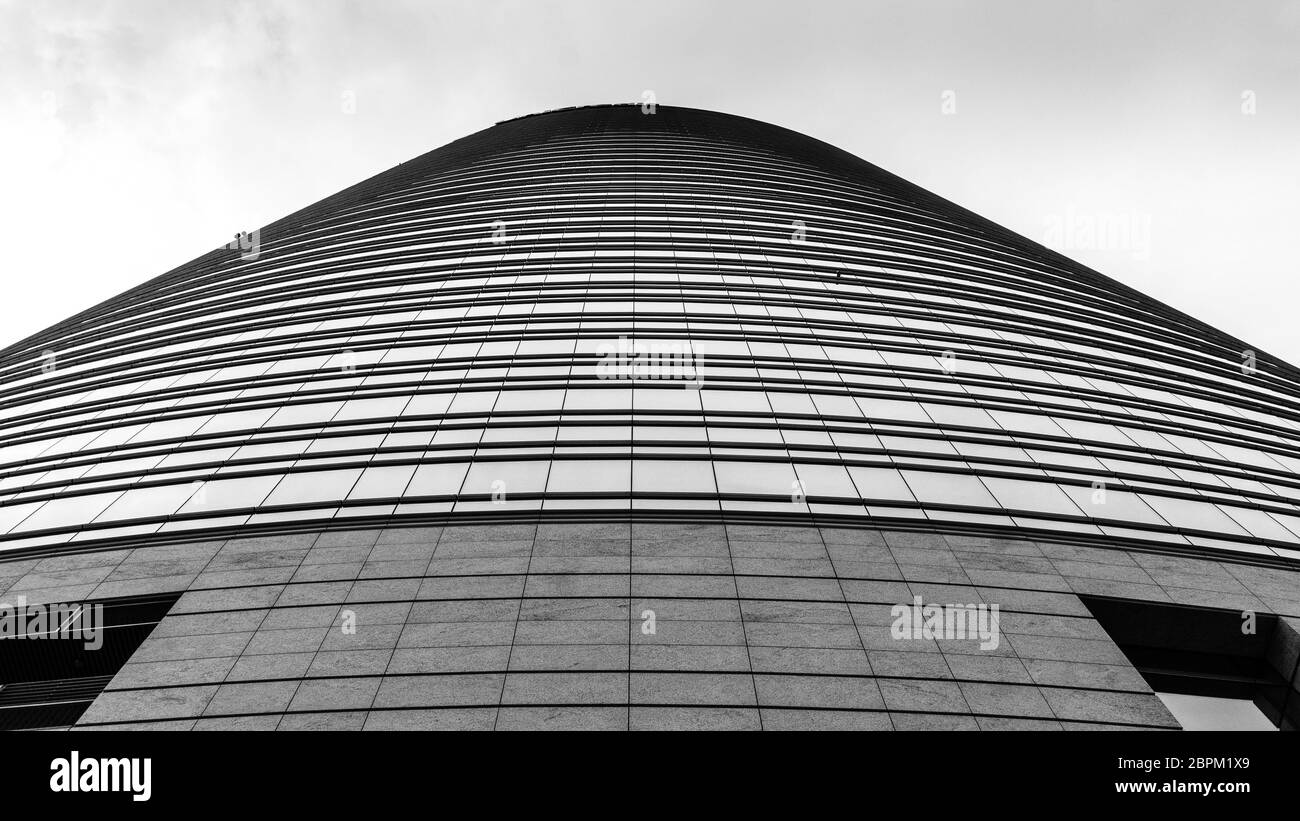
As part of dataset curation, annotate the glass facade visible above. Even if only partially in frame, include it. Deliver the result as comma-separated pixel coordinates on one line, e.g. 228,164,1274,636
1,103,1299,563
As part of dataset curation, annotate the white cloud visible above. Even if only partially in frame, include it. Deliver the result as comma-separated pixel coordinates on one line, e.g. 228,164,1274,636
1,0,1298,362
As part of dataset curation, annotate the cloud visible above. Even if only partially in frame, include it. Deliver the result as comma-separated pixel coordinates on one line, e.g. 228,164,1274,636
1,0,1298,363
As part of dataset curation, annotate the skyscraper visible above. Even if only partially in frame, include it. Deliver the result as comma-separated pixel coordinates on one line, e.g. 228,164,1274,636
1,104,1296,730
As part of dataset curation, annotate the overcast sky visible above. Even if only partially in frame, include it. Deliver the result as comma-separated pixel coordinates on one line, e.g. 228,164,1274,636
3,0,1298,365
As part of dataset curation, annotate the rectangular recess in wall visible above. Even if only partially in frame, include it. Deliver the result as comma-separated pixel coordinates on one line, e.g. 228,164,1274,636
1080,595,1297,731
0,591,180,730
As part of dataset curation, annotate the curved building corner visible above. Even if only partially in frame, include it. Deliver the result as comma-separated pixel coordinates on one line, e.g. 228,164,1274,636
1,104,1298,730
